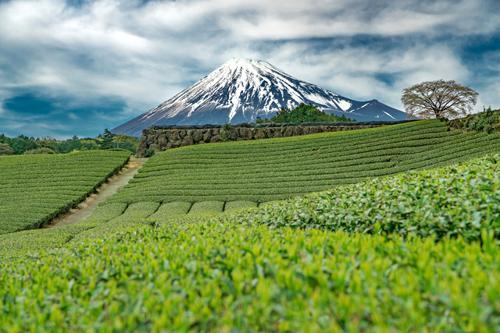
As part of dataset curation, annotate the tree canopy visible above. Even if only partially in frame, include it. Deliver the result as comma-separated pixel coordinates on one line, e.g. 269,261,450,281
258,104,352,124
402,80,478,120
0,131,139,155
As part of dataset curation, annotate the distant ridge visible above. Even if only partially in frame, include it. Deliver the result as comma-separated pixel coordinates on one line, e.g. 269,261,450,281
113,58,409,136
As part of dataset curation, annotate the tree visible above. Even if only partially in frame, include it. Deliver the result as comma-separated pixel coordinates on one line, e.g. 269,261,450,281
100,129,114,149
258,104,352,123
0,143,14,155
402,80,478,120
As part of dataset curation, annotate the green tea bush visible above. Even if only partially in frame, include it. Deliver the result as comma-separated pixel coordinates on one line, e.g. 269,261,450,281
0,220,497,331
448,108,500,133
0,202,128,260
224,200,258,212
189,201,224,214
1,153,498,331
72,201,160,241
0,150,130,234
109,120,499,204
226,154,499,241
148,201,192,221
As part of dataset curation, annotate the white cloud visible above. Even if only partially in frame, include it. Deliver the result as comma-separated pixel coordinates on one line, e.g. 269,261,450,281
0,0,498,130
476,78,500,112
262,44,471,108
218,0,500,39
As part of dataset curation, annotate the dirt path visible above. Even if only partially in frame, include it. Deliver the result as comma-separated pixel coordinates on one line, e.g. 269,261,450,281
47,157,147,228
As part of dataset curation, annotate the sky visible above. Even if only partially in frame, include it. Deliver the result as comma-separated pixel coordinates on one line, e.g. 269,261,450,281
0,0,498,138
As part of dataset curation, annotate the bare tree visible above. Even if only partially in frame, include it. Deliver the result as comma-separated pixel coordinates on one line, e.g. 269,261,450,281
402,80,478,120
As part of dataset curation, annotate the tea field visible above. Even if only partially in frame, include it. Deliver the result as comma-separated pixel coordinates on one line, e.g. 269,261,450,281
0,154,498,331
0,121,499,331
0,150,130,234
109,120,500,205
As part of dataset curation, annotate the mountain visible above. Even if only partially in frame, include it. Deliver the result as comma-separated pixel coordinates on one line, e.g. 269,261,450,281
113,58,409,136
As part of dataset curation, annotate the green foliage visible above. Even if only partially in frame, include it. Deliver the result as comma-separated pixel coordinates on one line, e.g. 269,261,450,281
189,201,225,215
0,132,139,155
99,128,114,149
448,107,500,133
143,148,156,158
224,154,499,242
148,201,192,222
0,148,498,331
224,200,258,212
219,123,233,141
0,150,130,234
0,134,38,154
0,121,498,331
258,103,352,123
0,202,127,260
0,219,497,331
3,153,496,260
110,134,139,152
109,120,500,204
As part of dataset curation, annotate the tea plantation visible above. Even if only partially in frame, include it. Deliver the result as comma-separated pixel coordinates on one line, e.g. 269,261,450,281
0,154,498,331
0,150,130,234
0,121,499,332
109,120,499,205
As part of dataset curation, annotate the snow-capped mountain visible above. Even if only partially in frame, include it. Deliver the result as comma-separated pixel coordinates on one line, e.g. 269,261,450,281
113,58,408,136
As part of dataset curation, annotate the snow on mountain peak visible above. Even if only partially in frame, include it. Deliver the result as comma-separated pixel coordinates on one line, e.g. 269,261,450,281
156,57,348,120
112,58,408,136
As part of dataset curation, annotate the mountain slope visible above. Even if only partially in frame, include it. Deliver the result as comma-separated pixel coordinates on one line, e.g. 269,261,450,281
113,58,408,136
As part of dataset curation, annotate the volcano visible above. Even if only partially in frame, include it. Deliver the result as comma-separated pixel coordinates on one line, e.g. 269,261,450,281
113,58,408,136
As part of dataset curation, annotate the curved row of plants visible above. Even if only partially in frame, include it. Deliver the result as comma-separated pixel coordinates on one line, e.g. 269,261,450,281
0,154,498,331
109,120,500,203
219,154,499,242
0,150,131,234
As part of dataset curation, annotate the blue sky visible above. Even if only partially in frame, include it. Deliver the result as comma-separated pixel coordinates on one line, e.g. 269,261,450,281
0,0,498,138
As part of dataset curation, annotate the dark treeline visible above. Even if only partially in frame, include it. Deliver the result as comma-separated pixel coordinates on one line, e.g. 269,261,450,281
0,129,139,155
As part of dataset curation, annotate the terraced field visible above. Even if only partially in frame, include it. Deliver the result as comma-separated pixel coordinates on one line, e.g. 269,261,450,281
110,120,500,206
0,154,498,331
0,150,130,234
1,120,499,331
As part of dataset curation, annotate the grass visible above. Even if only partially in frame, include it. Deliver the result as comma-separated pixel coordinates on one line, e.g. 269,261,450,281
109,120,500,204
0,150,130,234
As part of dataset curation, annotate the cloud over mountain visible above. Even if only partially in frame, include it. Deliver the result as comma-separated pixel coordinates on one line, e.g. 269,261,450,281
0,0,498,137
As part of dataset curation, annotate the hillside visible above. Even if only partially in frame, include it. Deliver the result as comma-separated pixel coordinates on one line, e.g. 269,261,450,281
0,151,130,234
0,154,498,331
112,58,407,136
110,120,500,204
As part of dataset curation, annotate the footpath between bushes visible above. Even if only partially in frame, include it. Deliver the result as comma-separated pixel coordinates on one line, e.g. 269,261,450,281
47,157,147,227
